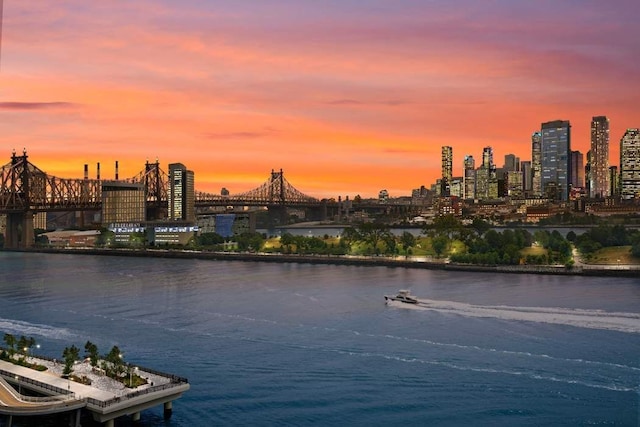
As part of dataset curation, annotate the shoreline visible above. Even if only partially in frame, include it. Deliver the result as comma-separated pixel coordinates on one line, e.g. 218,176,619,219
5,248,640,278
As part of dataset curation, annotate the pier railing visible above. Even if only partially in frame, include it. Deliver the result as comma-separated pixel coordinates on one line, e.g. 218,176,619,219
85,379,187,408
0,368,72,397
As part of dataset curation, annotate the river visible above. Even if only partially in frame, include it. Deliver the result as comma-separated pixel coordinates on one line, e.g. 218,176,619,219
0,252,638,426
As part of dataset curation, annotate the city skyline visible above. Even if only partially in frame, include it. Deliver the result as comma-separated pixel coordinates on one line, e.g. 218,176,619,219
1,1,639,198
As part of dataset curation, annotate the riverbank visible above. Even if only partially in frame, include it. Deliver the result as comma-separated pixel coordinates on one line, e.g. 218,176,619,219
7,247,640,278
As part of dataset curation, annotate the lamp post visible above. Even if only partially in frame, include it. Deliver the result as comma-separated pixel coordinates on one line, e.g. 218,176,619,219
15,375,20,394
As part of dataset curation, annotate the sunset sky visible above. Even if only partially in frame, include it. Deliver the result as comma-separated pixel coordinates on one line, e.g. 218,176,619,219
1,1,639,198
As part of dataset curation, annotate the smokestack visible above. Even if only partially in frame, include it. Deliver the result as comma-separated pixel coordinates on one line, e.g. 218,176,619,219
97,162,101,180
84,164,88,180
115,160,119,180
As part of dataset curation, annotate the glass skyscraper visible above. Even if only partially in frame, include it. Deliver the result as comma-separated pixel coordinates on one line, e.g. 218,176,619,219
541,120,571,201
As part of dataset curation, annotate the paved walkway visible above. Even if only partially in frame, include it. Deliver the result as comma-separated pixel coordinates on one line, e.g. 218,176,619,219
0,359,115,401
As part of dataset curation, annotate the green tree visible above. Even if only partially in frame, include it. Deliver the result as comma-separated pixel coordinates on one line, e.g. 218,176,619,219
96,229,115,247
280,232,295,253
17,336,35,361
103,345,126,378
471,218,491,236
84,341,99,367
357,222,391,254
400,231,415,257
3,333,16,358
197,232,225,247
62,345,80,376
432,235,449,258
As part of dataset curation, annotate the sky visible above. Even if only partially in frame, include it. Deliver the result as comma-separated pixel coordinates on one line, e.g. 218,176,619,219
1,1,639,199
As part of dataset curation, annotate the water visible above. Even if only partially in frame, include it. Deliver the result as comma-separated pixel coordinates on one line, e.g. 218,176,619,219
0,252,639,426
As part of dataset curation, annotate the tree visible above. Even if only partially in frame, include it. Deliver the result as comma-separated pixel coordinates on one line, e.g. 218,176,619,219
62,345,80,376
197,232,225,247
432,235,449,258
3,333,16,358
17,336,35,361
471,218,491,236
400,231,415,257
96,228,115,247
84,341,99,367
103,345,126,378
357,222,391,254
280,232,295,253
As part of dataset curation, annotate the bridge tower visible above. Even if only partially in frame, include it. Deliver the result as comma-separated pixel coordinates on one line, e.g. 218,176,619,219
268,169,288,225
3,150,35,248
144,159,167,220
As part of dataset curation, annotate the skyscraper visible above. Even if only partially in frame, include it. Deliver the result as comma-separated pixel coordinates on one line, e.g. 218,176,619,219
570,150,584,188
620,128,640,200
169,163,195,222
590,116,610,198
521,161,532,192
531,131,542,197
441,146,453,196
541,120,571,201
476,147,497,200
463,155,475,199
503,154,519,172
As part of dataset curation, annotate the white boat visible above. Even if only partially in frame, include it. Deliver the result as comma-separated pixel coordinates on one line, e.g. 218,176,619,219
384,289,419,304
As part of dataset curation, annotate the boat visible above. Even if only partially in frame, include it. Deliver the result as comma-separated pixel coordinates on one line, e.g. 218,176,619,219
384,289,419,304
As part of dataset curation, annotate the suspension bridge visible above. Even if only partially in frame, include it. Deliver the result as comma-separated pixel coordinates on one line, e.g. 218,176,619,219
0,150,336,248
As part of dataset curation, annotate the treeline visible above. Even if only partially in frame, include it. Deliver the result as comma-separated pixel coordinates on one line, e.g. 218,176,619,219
570,225,640,259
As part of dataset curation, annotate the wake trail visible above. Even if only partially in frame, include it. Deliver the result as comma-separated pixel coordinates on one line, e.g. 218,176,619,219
388,298,640,334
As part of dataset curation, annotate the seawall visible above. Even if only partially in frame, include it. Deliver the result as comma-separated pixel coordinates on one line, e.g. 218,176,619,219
6,248,640,278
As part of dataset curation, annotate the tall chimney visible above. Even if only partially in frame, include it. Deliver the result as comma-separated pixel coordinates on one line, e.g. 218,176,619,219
97,162,101,180
84,164,88,180
115,160,119,180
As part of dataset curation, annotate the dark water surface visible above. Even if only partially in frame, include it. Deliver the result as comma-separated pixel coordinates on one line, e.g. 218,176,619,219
0,252,639,426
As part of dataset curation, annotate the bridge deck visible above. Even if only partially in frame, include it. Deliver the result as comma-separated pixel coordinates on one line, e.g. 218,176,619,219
0,376,86,416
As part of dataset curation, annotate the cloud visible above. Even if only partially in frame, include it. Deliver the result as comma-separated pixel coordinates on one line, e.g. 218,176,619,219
327,99,408,106
0,102,77,111
204,131,275,140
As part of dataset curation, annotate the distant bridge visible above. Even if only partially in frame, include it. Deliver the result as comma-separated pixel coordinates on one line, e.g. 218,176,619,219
195,169,323,207
0,151,334,248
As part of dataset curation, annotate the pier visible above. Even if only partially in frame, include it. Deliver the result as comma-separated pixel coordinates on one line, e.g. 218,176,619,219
0,356,189,426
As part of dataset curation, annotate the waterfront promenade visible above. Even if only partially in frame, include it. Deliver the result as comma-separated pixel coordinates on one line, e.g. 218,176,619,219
0,355,189,426
17,247,640,278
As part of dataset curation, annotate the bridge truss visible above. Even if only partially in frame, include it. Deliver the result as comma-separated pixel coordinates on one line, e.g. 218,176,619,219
196,169,321,207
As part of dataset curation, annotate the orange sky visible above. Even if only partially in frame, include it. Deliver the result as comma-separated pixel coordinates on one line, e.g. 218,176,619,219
1,1,639,198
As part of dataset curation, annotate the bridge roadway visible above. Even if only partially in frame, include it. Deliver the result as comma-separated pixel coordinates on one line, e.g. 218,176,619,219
0,357,189,426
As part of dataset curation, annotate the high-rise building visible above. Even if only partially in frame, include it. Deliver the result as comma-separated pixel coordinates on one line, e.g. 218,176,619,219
506,170,524,198
570,150,584,188
620,128,640,200
441,146,453,196
585,150,592,196
476,147,497,200
609,166,619,199
521,161,532,192
590,116,610,198
101,181,146,224
541,120,571,201
503,154,520,172
463,155,475,199
169,163,195,222
531,131,542,197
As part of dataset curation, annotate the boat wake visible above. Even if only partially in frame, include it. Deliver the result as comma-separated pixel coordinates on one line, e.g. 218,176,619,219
387,298,640,334
0,317,76,340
